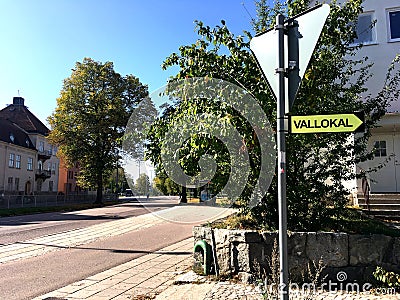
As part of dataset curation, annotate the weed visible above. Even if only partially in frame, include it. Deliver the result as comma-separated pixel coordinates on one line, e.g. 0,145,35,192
252,239,327,300
373,266,400,288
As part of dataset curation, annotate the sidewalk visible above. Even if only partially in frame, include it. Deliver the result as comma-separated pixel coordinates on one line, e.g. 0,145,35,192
34,238,195,300
33,236,399,300
33,236,263,300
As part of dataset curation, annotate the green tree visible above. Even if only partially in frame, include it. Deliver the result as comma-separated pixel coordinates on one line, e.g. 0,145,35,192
48,58,149,204
153,173,181,196
135,173,150,195
147,0,400,230
107,167,129,194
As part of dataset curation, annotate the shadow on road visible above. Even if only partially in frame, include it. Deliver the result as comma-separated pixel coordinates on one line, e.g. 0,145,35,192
17,241,192,256
0,213,126,227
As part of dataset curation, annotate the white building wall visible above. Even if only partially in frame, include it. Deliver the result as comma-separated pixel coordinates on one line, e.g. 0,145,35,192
356,0,400,113
310,0,400,194
354,0,400,193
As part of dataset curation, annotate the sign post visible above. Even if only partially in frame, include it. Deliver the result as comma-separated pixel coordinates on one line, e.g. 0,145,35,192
276,14,289,300
250,4,331,300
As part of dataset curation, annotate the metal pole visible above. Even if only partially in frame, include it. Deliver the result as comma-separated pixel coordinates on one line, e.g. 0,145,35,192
138,159,141,199
276,14,289,300
116,161,119,196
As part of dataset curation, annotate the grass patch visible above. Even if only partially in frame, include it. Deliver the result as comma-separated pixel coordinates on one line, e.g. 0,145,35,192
0,200,121,217
208,207,400,237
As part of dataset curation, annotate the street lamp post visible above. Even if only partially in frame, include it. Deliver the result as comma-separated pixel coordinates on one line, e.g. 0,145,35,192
137,159,141,199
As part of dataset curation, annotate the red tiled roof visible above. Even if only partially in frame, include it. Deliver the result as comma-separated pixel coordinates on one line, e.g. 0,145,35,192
0,103,49,136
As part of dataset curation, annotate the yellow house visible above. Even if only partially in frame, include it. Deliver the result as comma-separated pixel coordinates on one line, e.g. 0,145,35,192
0,97,59,194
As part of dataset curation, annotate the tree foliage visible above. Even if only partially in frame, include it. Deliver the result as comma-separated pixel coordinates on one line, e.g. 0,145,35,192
153,173,181,196
106,167,129,194
48,58,149,203
135,173,150,195
147,0,400,230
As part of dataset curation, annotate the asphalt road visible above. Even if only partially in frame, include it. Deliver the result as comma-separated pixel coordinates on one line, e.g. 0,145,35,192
0,197,178,245
0,197,232,300
0,219,194,300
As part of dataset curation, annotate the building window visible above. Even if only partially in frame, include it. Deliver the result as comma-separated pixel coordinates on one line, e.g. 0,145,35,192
15,178,20,191
388,9,400,42
9,153,15,168
373,141,387,157
49,181,54,192
52,146,57,156
52,163,57,175
7,177,13,191
353,12,376,45
68,170,74,179
39,141,44,152
27,157,33,171
16,155,21,169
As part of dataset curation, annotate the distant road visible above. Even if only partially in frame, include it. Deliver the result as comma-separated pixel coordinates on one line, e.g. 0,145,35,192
0,196,179,245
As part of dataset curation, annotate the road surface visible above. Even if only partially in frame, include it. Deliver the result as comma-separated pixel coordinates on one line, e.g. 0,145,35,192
0,196,177,244
0,197,233,299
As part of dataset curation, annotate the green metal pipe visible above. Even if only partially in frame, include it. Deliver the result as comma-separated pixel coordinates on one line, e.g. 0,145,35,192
194,240,212,275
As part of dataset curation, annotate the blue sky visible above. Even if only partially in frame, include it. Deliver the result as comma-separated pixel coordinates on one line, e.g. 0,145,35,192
0,0,258,124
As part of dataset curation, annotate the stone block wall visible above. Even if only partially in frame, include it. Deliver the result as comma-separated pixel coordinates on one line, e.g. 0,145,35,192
193,226,400,283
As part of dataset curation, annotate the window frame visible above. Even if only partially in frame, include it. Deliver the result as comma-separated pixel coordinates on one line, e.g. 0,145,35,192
8,153,15,168
7,177,13,191
39,141,44,152
15,155,21,169
15,178,20,191
373,140,387,157
27,157,33,171
387,8,400,42
352,11,377,46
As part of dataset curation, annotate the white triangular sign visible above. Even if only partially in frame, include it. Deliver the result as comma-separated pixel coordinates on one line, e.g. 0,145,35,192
250,4,330,105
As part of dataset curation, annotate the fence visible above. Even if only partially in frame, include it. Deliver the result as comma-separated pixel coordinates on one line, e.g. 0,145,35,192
0,193,118,209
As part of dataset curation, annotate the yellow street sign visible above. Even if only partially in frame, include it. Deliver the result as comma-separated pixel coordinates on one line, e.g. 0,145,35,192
290,113,364,134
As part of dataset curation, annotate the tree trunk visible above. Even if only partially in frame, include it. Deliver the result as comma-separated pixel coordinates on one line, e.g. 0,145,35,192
95,174,103,204
180,186,187,203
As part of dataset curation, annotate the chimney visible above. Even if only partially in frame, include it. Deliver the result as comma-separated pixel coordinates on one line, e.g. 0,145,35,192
13,97,25,106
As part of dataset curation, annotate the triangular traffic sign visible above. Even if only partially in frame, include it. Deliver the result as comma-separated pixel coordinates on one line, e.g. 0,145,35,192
250,4,330,111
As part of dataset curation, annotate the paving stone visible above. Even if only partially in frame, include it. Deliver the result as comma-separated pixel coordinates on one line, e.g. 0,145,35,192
134,276,169,289
110,292,134,300
121,274,150,285
90,287,125,298
131,287,153,298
